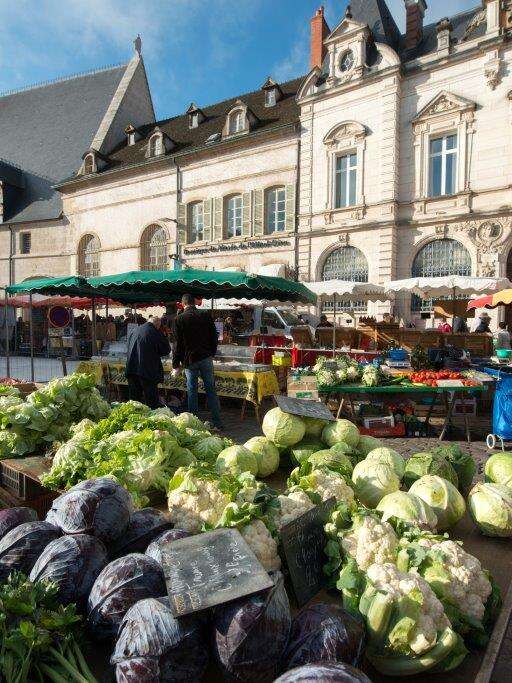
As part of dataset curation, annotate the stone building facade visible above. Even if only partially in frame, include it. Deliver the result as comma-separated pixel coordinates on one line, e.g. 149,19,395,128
2,1,512,324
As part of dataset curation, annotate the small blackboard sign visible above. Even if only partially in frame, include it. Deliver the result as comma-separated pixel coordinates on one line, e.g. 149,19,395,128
160,528,273,617
275,395,335,421
279,497,336,607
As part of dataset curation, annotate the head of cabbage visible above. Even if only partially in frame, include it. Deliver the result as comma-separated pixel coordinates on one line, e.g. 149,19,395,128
408,475,465,531
468,482,512,537
289,438,324,465
307,449,353,480
172,412,205,432
243,437,280,478
215,445,258,477
322,419,360,449
351,459,400,508
192,436,227,464
403,452,458,490
357,435,383,458
301,417,328,439
376,490,438,531
484,452,512,488
365,447,405,480
262,408,305,448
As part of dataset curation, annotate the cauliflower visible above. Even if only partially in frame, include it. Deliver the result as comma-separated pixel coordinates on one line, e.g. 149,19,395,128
168,470,231,532
240,519,281,571
306,469,355,506
272,489,315,530
341,515,398,571
366,562,450,655
413,539,492,622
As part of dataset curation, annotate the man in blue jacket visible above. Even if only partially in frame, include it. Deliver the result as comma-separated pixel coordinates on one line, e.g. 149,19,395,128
125,316,170,408
172,294,223,429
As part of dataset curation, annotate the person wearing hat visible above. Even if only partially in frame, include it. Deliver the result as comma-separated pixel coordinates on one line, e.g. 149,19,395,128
473,312,491,334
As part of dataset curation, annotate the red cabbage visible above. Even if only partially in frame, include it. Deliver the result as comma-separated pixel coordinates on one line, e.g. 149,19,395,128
145,529,190,565
46,477,132,544
212,571,291,682
87,553,166,640
280,604,366,672
0,507,37,541
274,663,372,682
0,521,61,582
29,534,108,609
110,508,173,558
111,597,209,682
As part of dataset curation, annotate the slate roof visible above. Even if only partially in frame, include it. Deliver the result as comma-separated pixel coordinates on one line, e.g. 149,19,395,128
102,76,303,171
349,0,401,51
0,64,127,223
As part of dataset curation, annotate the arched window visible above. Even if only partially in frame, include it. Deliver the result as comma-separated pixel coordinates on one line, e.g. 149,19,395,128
321,246,369,312
140,224,169,271
411,238,471,311
78,235,100,277
188,202,204,243
225,195,243,238
229,110,244,135
265,187,286,234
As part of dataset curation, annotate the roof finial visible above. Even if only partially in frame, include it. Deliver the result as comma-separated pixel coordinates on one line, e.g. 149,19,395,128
134,34,142,55
345,4,352,19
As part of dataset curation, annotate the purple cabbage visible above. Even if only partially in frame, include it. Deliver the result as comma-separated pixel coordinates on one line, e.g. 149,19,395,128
145,529,190,565
29,534,108,609
0,507,37,541
0,521,61,582
111,597,209,682
212,571,291,683
274,663,372,683
46,477,132,544
111,508,173,558
280,604,366,672
87,554,166,641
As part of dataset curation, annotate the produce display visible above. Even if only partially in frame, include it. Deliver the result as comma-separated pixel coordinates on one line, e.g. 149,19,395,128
0,369,508,680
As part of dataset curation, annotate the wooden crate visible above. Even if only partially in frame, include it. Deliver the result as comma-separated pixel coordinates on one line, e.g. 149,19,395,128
0,485,58,518
0,456,52,500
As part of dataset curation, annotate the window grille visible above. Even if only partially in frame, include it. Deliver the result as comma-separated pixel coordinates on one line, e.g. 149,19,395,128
140,225,168,271
20,232,31,254
411,238,471,311
78,235,100,277
321,246,369,312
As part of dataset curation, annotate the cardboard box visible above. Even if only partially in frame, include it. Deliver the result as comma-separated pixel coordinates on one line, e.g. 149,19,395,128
453,398,477,416
362,415,395,430
287,375,319,400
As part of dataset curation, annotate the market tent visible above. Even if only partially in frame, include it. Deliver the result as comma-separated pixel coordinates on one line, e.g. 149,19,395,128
384,276,512,298
307,280,386,300
87,269,316,304
5,276,96,298
467,289,512,311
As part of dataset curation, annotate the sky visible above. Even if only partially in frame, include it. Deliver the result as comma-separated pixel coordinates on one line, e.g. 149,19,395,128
0,0,476,121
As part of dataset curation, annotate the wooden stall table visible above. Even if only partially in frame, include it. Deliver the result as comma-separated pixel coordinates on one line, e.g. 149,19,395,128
318,383,487,442
79,359,279,423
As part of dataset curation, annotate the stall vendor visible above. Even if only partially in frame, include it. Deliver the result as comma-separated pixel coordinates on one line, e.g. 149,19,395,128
125,316,170,408
473,312,492,334
494,321,511,350
318,314,333,328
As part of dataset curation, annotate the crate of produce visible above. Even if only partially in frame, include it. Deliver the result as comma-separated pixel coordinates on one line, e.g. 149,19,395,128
0,484,58,518
0,456,52,500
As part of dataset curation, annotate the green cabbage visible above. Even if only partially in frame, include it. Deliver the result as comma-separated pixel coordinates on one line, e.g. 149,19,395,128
172,412,205,431
307,449,353,479
289,438,324,465
352,459,400,508
262,407,305,447
302,416,328,438
403,452,459,490
322,419,360,449
192,436,227,463
431,445,476,492
243,436,280,477
357,435,383,457
409,475,465,531
484,452,512,488
376,490,438,531
468,482,512,537
366,447,405,479
216,445,259,477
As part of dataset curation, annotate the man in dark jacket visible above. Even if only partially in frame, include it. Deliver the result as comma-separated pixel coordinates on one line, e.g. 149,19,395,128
125,316,170,408
172,294,222,429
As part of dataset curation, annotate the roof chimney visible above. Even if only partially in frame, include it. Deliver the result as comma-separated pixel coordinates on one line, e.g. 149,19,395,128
405,0,427,50
310,6,330,70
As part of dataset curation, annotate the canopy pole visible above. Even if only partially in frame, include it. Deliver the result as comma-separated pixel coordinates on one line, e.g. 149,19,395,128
29,293,35,382
332,294,337,353
452,286,456,331
3,290,10,378
91,298,97,357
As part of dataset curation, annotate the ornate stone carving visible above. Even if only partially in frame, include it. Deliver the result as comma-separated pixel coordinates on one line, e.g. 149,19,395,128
338,232,350,245
425,95,454,116
324,211,334,225
484,54,502,90
462,10,485,41
350,207,365,220
480,261,497,277
435,224,448,237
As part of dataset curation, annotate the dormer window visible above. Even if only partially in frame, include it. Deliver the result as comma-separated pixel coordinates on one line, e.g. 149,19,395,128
145,127,173,159
83,154,95,175
190,113,199,128
186,102,205,129
148,135,160,157
229,110,244,135
261,77,282,108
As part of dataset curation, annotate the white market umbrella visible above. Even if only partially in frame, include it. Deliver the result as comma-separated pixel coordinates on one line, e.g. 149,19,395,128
307,280,387,350
384,276,512,327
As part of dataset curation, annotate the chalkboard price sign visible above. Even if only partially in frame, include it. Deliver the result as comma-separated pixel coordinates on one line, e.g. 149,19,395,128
275,395,335,421
279,497,336,607
160,528,273,617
